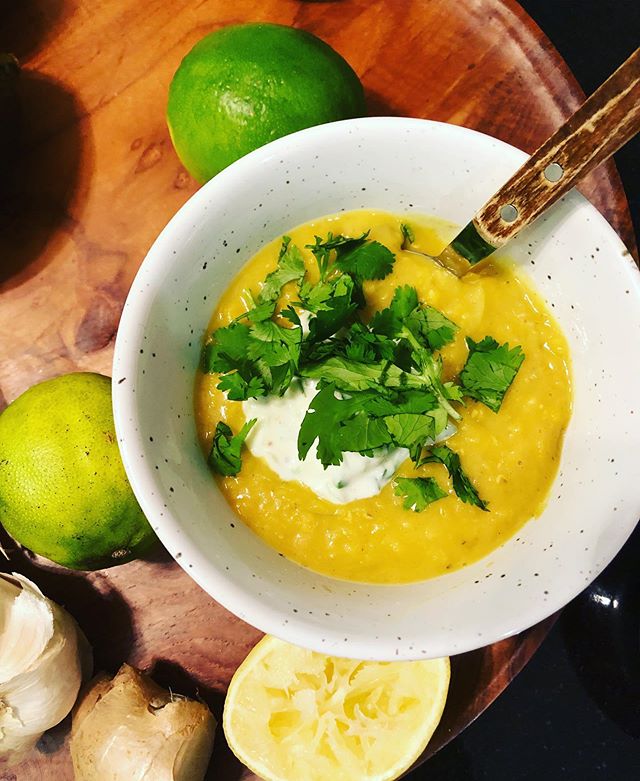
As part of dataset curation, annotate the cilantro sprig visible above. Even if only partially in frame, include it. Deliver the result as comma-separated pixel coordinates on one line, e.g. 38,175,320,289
208,419,256,477
460,336,525,412
417,445,488,511
400,222,415,250
259,236,305,303
306,231,395,282
202,225,526,514
394,476,446,511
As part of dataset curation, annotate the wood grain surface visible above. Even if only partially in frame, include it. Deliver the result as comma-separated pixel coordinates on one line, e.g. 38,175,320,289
0,1,635,779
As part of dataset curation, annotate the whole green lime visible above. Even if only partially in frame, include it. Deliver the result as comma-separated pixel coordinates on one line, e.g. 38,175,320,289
167,23,366,182
0,373,156,570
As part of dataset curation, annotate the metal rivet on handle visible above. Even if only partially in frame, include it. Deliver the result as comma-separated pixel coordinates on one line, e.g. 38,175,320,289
544,162,564,182
500,204,518,223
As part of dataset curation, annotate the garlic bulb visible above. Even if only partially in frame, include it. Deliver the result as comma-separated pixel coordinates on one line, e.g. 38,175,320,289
70,663,216,781
0,573,90,764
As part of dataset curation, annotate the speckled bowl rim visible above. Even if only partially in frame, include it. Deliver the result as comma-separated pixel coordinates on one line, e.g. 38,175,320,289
113,117,640,660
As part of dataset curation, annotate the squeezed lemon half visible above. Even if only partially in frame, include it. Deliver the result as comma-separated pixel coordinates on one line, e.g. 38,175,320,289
223,635,450,781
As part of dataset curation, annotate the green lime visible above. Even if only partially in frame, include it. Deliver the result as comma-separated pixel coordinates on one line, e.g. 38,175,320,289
0,373,155,570
167,23,366,182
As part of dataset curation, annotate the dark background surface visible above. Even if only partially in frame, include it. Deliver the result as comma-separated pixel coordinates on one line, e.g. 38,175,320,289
410,2,640,779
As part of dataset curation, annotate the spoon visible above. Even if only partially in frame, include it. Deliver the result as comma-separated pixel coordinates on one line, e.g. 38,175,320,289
428,46,640,276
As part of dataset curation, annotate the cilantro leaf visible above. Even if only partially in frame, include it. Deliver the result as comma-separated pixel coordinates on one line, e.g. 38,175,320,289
298,279,337,312
419,445,488,510
362,389,438,417
301,357,392,392
369,285,419,338
443,382,465,403
384,414,437,450
301,356,418,393
419,306,459,350
249,319,301,349
305,231,395,283
305,275,360,342
303,320,397,366
247,327,299,367
232,296,277,324
340,322,396,363
460,336,525,412
402,338,461,421
259,236,306,303
217,373,265,401
335,240,396,281
281,305,301,326
245,321,301,396
425,406,450,439
201,323,252,374
394,477,447,511
320,231,370,252
306,232,368,281
297,384,358,467
400,222,415,249
297,384,397,467
336,415,393,454
204,316,302,400
208,419,256,477
370,286,458,351
390,285,420,318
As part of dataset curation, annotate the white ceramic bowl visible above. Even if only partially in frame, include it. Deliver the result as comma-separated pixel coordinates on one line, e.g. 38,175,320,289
113,118,640,661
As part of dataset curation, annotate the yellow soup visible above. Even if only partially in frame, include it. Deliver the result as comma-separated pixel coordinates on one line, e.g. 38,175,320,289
195,211,572,583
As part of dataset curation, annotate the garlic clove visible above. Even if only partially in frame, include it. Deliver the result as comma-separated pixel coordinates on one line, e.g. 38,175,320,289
0,575,54,682
0,573,90,764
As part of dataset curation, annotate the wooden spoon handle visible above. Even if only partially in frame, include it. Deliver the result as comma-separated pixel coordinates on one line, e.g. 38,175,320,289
472,46,640,248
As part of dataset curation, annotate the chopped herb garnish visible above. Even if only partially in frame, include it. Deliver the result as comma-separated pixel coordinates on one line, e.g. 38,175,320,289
202,313,301,400
208,419,256,477
394,476,447,511
202,224,524,513
460,336,525,412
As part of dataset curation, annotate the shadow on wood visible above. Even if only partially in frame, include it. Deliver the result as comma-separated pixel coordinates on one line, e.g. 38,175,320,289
0,0,76,61
0,70,88,291
427,649,485,757
0,528,135,673
365,87,404,117
149,657,226,715
149,658,248,781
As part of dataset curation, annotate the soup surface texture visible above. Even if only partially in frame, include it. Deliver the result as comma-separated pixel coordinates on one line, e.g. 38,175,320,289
195,211,572,583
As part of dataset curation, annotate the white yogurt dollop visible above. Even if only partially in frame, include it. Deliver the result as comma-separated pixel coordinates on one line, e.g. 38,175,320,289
243,380,409,504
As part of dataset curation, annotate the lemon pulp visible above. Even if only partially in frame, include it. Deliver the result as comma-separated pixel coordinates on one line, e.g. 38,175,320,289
223,635,450,781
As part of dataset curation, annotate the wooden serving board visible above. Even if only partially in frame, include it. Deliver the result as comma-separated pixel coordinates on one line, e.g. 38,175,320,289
0,1,635,778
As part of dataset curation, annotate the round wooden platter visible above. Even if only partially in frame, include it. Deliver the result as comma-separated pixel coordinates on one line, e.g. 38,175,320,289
0,1,635,778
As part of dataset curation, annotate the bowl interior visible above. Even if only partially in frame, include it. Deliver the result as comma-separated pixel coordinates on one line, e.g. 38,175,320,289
113,118,640,660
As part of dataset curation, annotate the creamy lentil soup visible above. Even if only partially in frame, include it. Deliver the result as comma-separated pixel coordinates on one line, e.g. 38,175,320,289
195,211,572,583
